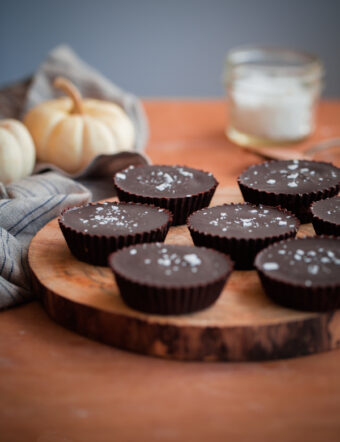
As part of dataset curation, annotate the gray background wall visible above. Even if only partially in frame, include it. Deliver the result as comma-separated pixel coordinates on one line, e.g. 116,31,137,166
1,0,340,97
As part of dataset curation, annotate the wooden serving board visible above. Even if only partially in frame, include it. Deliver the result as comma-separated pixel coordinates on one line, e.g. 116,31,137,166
28,187,340,361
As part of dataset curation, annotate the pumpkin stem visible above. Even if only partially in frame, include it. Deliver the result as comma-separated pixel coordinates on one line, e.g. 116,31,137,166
53,77,84,114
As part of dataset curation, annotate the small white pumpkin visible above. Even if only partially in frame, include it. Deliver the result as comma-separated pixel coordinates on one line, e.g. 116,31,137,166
0,119,36,184
24,77,135,174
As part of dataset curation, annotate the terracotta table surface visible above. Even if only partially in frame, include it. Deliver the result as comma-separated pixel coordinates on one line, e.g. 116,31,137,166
1,100,340,442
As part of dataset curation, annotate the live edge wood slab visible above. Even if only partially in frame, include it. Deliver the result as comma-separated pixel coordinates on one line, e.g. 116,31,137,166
28,186,340,362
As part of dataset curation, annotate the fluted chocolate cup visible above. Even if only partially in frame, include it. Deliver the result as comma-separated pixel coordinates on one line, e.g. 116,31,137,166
113,165,218,225
237,160,340,223
188,203,299,270
59,201,172,266
109,243,233,315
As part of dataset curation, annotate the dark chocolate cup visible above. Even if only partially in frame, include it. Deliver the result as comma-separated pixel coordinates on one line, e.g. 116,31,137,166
237,162,340,223
114,166,218,225
238,180,339,224
58,202,172,266
109,246,233,315
311,199,340,236
187,204,299,270
254,237,340,312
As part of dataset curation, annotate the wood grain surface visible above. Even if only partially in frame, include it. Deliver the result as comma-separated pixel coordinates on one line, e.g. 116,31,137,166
28,186,340,361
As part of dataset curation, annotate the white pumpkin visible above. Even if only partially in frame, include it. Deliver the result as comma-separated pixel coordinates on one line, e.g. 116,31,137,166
0,119,36,184
24,77,135,174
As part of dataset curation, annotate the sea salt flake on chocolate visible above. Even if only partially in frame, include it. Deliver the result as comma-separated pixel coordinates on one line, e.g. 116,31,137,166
287,173,299,180
308,264,319,275
156,182,170,191
164,173,174,183
177,167,194,178
183,254,202,266
158,258,171,266
263,262,279,271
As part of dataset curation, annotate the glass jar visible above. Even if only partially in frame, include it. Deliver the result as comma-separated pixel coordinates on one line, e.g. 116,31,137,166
224,46,324,146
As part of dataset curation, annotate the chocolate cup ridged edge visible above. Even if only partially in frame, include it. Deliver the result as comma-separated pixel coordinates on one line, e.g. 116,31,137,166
256,269,340,311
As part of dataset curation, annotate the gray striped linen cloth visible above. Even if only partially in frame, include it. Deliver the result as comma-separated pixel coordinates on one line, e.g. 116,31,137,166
0,45,150,310
0,172,91,310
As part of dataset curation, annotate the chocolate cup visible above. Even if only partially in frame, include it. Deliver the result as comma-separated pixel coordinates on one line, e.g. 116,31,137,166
58,202,172,266
311,198,340,236
255,237,340,312
114,165,218,225
187,204,299,270
238,180,339,224
237,160,340,223
109,245,233,315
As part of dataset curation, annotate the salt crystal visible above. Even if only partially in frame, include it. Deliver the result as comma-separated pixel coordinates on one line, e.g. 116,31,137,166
158,258,171,266
307,265,319,275
183,254,202,266
263,262,279,271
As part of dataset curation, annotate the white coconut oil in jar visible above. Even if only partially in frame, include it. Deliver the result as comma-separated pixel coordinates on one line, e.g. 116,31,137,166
225,47,324,146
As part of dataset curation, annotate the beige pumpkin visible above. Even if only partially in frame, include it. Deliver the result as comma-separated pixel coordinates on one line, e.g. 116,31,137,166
24,77,135,174
0,119,36,184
